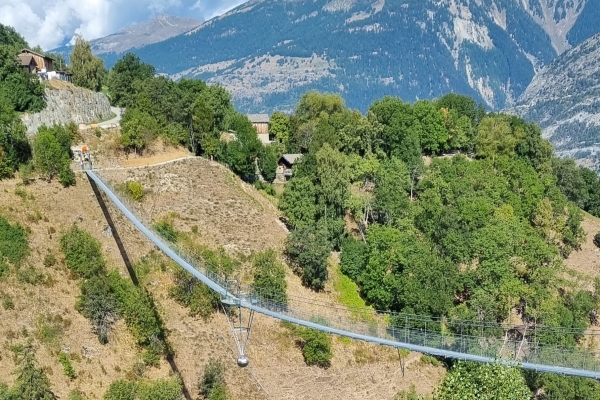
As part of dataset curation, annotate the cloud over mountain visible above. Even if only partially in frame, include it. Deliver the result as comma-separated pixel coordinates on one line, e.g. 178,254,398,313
0,0,246,50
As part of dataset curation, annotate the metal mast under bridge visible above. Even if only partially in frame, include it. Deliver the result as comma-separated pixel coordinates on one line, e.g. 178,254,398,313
221,280,254,368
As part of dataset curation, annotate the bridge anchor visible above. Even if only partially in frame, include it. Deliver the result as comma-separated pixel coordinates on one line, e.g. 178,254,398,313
221,281,254,368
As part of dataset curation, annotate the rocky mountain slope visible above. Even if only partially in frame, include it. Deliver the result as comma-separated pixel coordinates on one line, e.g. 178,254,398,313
52,15,202,60
103,0,596,113
510,32,600,171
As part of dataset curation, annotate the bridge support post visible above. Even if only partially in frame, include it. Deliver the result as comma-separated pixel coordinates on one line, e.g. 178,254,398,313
221,281,254,368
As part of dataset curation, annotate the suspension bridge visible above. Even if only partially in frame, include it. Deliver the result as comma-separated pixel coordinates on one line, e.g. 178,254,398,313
85,167,600,379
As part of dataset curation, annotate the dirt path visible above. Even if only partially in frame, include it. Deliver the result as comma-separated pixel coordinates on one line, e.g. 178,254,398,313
98,106,122,128
121,150,192,168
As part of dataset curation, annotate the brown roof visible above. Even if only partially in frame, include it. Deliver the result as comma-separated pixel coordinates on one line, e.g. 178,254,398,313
21,48,47,58
18,54,35,66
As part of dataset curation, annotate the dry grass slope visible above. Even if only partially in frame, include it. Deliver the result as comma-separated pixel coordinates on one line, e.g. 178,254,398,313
0,157,445,399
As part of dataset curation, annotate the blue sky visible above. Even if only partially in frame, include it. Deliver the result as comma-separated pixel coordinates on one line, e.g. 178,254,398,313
0,0,248,50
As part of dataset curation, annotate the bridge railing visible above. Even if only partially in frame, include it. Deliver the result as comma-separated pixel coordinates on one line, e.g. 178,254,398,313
88,169,600,375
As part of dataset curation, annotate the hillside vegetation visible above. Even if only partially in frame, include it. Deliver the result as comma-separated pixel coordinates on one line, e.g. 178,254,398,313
4,25,600,397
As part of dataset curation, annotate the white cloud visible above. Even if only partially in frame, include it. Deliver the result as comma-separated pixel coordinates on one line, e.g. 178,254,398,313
0,0,248,50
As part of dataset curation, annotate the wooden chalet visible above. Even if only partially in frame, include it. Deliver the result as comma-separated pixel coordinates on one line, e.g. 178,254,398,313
275,154,303,182
18,49,53,73
248,114,271,144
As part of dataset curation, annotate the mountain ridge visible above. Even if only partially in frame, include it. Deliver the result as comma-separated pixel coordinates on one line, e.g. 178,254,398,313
100,0,596,113
52,15,202,58
510,31,600,171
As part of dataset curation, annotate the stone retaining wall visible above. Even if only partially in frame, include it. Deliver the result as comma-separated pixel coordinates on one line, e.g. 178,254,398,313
21,82,112,134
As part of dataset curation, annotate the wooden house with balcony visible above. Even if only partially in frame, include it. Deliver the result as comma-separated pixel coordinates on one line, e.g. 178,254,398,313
275,154,303,182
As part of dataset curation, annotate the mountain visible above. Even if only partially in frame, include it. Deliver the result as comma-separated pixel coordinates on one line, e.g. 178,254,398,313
52,15,202,58
99,0,597,113
510,32,600,171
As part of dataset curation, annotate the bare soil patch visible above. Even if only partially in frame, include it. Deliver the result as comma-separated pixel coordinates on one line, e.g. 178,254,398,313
563,213,600,289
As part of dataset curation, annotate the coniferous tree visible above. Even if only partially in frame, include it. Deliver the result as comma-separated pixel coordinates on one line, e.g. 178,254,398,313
70,35,105,92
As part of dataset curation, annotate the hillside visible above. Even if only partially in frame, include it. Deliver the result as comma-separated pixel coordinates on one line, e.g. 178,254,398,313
0,146,445,399
510,32,600,171
101,0,597,113
51,15,202,60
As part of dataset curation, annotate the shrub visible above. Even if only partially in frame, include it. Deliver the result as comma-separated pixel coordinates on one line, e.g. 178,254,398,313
284,225,330,291
254,181,276,196
60,225,106,278
296,328,332,368
104,378,183,400
59,352,76,379
154,220,178,242
0,260,8,278
76,275,120,344
16,266,47,286
420,355,441,367
127,181,144,201
43,252,57,268
68,390,86,400
104,380,137,400
198,358,227,399
252,249,287,305
108,272,165,349
0,215,29,266
2,294,15,310
170,267,220,321
36,313,71,346
19,162,34,184
594,232,600,248
59,164,76,187
137,378,183,400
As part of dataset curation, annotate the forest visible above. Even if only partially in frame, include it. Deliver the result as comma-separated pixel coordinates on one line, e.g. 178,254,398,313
4,29,600,396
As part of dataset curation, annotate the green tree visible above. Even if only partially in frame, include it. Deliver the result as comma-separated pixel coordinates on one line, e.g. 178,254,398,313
270,111,291,145
252,249,287,304
120,109,159,153
107,53,155,107
198,359,227,400
12,345,57,400
279,175,317,228
70,35,105,91
435,362,530,400
0,24,45,112
60,225,106,278
315,143,350,218
476,116,520,159
295,91,345,123
76,275,120,343
297,328,332,368
285,225,330,291
33,125,73,185
258,144,279,182
0,98,31,178
374,157,411,225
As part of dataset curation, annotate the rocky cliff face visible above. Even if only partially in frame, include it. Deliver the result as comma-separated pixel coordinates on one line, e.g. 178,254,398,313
21,81,112,134
509,32,600,171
